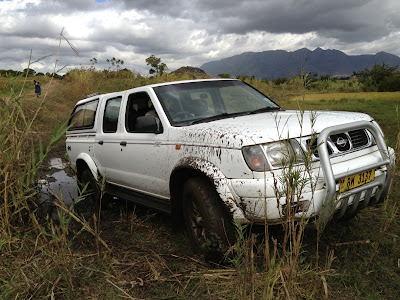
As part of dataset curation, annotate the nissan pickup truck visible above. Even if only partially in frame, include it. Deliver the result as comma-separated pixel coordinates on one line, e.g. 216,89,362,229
66,79,395,250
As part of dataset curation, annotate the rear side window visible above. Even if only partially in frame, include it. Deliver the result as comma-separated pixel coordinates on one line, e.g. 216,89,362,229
103,96,122,133
69,99,99,130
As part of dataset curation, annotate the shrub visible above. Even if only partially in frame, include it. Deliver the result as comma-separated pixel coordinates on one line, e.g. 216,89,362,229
354,63,400,92
378,73,400,92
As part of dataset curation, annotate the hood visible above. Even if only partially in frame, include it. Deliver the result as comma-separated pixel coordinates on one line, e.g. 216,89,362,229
177,110,373,148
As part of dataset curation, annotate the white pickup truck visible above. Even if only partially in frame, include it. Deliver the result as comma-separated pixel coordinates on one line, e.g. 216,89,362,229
66,79,394,249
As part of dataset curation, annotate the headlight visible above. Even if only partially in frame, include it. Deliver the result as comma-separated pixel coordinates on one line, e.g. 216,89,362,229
263,141,304,167
242,145,269,171
263,142,291,167
242,140,304,171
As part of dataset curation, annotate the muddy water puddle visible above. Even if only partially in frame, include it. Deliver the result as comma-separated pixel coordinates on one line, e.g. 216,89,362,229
38,158,78,207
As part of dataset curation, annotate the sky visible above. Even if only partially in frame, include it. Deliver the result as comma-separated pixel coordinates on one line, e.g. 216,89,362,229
1,0,400,75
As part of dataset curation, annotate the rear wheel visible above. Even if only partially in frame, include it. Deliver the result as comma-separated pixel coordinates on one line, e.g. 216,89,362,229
182,177,235,255
79,168,107,210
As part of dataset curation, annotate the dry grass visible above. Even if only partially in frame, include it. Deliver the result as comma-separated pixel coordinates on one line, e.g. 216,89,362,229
1,71,399,299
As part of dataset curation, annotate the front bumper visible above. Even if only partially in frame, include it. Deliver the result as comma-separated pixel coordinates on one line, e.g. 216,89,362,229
231,168,389,224
228,139,394,225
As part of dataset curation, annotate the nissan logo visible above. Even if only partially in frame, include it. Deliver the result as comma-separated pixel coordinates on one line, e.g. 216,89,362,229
336,136,348,147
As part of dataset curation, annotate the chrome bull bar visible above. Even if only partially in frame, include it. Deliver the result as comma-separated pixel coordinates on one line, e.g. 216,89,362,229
317,121,391,224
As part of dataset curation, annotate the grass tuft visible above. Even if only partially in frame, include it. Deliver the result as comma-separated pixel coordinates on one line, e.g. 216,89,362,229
0,60,399,298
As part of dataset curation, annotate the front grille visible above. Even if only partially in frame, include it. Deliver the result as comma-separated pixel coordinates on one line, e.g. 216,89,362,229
330,133,351,152
300,128,371,159
306,139,332,158
348,129,369,148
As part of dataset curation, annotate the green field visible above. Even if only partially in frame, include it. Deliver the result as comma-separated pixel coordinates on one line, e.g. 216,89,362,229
285,92,400,148
1,73,399,299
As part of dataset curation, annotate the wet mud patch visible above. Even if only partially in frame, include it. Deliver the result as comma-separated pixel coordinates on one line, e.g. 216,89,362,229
37,157,78,218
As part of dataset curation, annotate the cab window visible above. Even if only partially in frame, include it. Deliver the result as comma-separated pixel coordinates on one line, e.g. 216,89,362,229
69,99,99,130
103,97,122,133
125,92,159,133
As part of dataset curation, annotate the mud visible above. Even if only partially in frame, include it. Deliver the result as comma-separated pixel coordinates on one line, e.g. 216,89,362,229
38,157,78,206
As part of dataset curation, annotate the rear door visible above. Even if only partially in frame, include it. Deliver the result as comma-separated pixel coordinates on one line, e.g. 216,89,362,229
93,93,124,184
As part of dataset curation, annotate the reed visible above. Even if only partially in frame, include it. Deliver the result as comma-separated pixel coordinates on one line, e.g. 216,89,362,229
0,50,399,298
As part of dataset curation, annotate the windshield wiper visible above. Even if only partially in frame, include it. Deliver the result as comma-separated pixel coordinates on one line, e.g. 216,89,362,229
189,113,230,125
189,111,260,125
186,108,281,126
248,106,281,114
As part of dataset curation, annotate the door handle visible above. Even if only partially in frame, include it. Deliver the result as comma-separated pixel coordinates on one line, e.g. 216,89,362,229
98,140,104,145
120,141,127,146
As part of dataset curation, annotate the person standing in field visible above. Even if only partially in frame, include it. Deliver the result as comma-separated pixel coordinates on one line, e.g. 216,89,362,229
34,80,41,97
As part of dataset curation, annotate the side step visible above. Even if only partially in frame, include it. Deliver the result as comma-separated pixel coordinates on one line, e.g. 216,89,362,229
106,183,171,214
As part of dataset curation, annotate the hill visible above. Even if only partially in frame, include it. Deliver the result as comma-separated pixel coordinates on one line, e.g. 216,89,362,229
171,66,210,79
200,48,400,79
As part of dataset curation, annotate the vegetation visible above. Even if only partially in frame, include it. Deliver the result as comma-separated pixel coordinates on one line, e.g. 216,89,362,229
353,63,400,92
106,57,125,71
145,55,168,76
218,73,232,78
0,69,28,77
0,67,399,299
288,92,400,148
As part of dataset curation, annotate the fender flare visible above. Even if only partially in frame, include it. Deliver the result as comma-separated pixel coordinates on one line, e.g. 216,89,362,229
172,157,249,223
76,153,98,179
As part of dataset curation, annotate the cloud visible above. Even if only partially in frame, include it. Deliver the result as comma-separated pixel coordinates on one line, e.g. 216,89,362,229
0,0,399,74
193,0,400,43
120,0,190,18
116,0,400,41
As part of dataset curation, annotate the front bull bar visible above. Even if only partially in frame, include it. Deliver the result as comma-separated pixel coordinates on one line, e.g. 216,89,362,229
317,121,391,224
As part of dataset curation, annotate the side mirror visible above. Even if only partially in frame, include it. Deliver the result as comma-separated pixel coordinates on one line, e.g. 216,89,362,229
135,115,162,133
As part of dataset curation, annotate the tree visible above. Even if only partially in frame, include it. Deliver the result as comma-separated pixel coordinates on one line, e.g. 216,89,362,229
23,68,36,76
106,57,124,71
379,72,400,92
145,55,168,76
353,63,400,91
320,74,331,81
218,73,231,78
89,57,97,69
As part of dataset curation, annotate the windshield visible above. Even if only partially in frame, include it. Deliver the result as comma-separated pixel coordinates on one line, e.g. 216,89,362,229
153,80,280,126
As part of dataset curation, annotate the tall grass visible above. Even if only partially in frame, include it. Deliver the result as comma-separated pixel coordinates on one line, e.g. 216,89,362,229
0,77,65,233
63,68,198,98
0,38,115,298
1,64,399,298
0,75,79,297
225,106,335,299
0,84,122,299
220,74,398,299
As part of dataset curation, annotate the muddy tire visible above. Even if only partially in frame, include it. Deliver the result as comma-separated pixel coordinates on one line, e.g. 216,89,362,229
182,177,235,256
79,168,107,209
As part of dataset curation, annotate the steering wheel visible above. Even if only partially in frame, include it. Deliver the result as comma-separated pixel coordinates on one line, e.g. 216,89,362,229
171,111,193,121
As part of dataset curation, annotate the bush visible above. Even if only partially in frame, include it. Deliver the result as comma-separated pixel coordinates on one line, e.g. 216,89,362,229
354,63,400,92
378,73,400,92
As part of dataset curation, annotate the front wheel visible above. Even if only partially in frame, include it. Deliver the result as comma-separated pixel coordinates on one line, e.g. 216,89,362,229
182,177,235,254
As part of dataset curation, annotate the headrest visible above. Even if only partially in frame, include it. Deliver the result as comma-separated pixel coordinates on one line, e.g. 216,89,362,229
189,99,208,115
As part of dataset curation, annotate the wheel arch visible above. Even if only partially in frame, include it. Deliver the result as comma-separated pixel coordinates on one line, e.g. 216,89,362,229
169,157,249,225
75,153,98,181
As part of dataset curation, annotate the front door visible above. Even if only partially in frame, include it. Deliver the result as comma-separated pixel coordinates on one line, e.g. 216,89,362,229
117,91,170,199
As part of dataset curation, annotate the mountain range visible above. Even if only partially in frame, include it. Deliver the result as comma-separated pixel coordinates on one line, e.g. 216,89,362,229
200,48,400,79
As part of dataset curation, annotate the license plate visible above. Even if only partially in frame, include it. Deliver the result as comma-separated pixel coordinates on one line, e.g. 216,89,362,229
339,169,375,193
